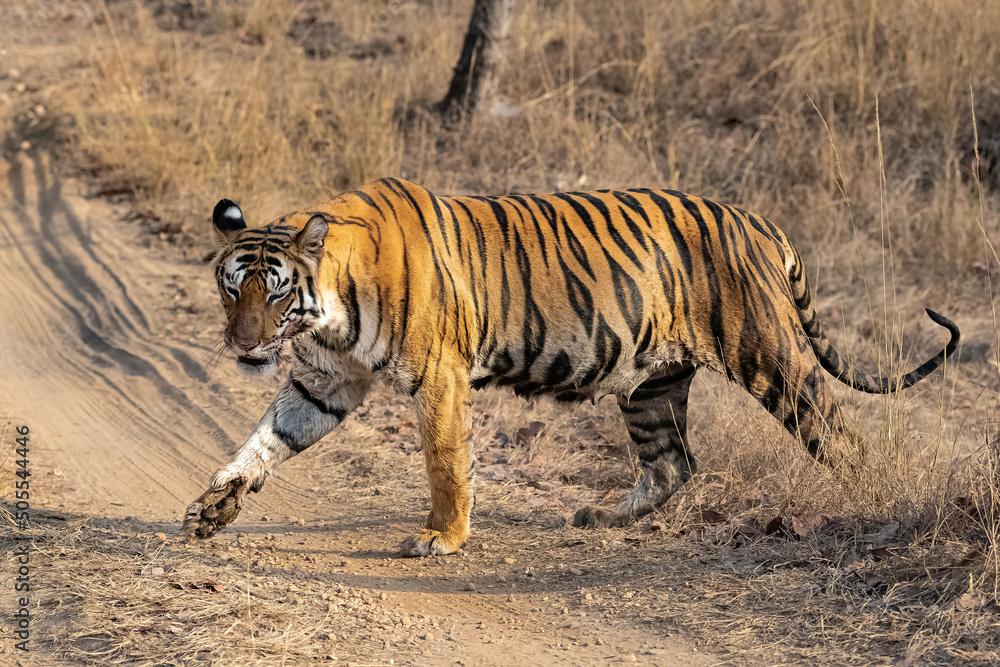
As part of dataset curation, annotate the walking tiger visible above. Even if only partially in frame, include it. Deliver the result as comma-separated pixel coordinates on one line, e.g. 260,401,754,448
181,178,959,556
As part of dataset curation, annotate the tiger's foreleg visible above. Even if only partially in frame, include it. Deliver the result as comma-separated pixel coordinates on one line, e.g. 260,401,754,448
399,349,474,557
182,359,370,539
574,365,697,529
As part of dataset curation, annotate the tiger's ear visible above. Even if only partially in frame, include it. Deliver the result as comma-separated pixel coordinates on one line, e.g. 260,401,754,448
294,214,329,260
212,199,246,244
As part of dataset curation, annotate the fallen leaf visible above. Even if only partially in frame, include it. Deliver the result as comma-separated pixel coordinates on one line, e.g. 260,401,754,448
516,421,546,445
790,512,825,539
845,555,867,570
765,516,787,536
863,521,899,544
527,455,548,468
862,573,885,589
868,546,894,561
700,509,726,524
734,517,762,537
955,591,983,611
479,464,511,481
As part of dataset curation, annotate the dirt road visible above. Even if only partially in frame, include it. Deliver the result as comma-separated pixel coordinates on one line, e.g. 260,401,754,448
0,149,721,665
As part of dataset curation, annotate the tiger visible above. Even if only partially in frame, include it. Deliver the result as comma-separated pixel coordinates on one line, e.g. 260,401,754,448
181,177,959,556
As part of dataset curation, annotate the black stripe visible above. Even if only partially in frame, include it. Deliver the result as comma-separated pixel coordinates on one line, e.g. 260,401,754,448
576,192,645,270
291,378,348,421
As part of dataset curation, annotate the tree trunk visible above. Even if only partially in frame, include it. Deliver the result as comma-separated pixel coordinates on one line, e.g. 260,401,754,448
436,0,515,120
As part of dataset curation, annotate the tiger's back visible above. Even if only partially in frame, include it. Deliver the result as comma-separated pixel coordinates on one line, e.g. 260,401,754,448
325,181,803,400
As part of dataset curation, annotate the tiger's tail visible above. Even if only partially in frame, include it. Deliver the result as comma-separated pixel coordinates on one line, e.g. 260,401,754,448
785,246,960,394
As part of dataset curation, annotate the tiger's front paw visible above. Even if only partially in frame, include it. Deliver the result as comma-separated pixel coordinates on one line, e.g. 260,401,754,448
572,505,617,529
181,477,246,540
399,528,466,557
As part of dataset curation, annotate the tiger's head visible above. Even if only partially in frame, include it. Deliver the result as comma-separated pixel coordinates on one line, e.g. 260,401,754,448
211,199,330,376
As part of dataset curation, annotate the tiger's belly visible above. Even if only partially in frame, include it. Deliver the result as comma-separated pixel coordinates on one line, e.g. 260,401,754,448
469,339,689,402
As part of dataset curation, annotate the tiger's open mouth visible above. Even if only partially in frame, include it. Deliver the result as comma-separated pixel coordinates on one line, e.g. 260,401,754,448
237,355,269,366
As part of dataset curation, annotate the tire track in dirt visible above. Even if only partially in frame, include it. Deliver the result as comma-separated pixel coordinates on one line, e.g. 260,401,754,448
0,148,275,517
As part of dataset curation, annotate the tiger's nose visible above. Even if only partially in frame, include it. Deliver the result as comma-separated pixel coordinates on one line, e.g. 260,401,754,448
226,313,262,350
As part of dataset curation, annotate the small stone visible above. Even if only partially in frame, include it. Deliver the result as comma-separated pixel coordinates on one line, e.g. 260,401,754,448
286,592,301,604
261,515,270,521
34,104,45,116
287,517,299,524
503,557,516,564
380,592,388,600
423,632,434,641
462,582,477,592
154,532,167,541
624,654,637,662
8,68,21,79
19,140,30,151
496,575,506,583
595,638,604,646
568,567,584,576
584,593,593,600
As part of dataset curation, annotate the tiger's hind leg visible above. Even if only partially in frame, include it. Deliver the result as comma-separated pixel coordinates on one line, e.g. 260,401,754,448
573,364,697,529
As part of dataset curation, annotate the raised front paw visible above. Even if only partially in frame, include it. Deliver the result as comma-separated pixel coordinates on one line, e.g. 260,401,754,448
181,478,245,539
399,528,466,557
572,505,617,529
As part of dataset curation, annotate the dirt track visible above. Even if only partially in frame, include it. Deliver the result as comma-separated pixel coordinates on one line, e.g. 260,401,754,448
0,150,722,664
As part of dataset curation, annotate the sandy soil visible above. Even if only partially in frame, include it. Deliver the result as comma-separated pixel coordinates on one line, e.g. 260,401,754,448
0,149,723,664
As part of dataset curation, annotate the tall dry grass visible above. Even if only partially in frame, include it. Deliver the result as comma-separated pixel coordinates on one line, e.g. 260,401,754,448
66,1,1000,271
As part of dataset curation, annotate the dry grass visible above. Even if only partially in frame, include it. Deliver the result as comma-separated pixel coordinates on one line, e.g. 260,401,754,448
0,507,435,665
59,0,1000,277
5,0,1000,663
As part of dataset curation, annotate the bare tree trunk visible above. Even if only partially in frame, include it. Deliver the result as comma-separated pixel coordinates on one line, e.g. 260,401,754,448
436,0,515,120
